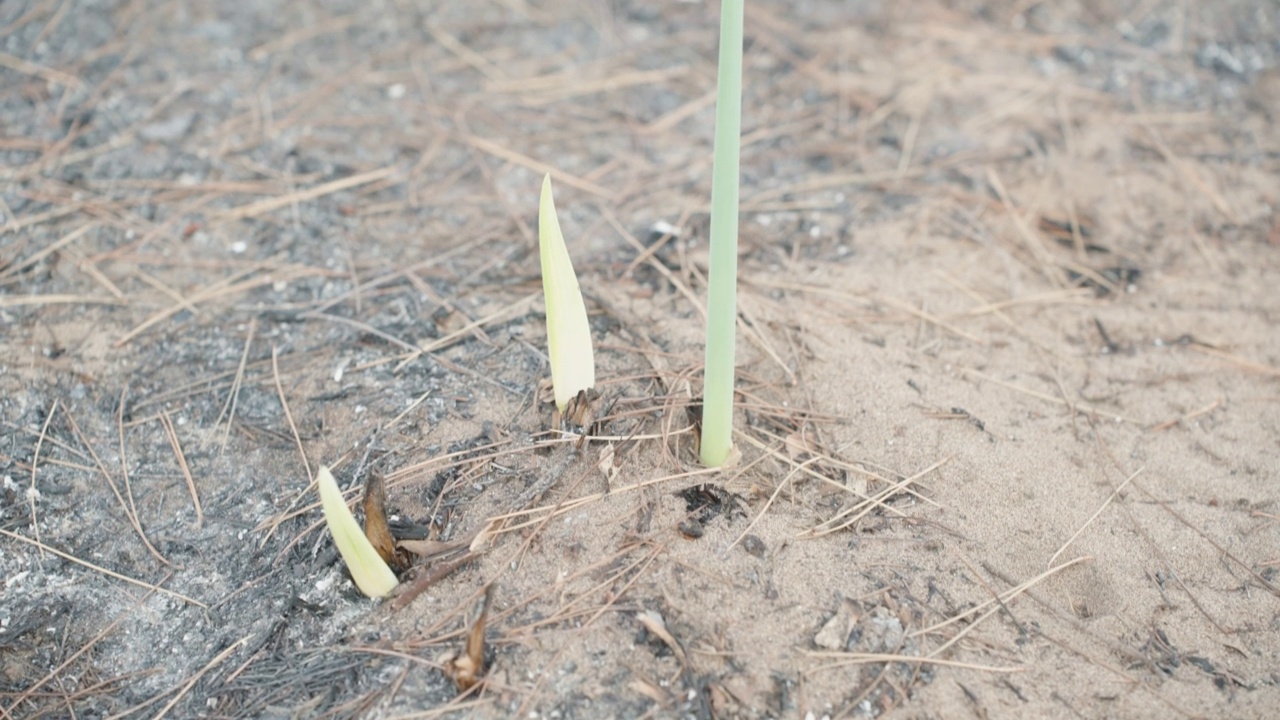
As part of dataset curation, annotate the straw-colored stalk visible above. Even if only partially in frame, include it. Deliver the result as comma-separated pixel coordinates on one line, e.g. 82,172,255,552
316,465,398,598
539,173,595,411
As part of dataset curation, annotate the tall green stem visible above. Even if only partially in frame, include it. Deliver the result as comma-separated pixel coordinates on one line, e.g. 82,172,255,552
701,0,744,467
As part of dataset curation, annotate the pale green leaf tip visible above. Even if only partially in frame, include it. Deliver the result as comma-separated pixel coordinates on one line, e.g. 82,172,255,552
538,174,596,412
317,465,398,598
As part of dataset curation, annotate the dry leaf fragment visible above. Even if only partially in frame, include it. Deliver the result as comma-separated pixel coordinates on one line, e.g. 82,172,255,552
636,609,687,665
814,601,858,650
630,677,673,706
397,537,469,560
551,388,599,440
685,400,703,455
563,388,596,428
445,584,495,691
362,468,403,570
782,431,816,461
469,518,503,553
597,443,619,487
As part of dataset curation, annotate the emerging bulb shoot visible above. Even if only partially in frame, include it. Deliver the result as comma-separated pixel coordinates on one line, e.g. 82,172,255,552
316,465,399,598
538,174,595,412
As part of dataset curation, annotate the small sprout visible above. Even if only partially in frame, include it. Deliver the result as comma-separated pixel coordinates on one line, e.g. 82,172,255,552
316,465,398,598
539,173,595,412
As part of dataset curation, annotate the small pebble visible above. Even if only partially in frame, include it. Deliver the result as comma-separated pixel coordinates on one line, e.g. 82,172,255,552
742,534,766,558
677,519,704,539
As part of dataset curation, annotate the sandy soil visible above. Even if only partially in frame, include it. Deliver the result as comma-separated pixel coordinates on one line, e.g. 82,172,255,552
2,1,1279,718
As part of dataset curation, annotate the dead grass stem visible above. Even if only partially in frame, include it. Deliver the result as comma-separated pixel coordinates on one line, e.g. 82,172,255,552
1047,467,1143,568
27,399,58,555
159,410,203,527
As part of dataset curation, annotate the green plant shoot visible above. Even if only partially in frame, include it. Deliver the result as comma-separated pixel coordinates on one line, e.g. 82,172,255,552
316,465,398,598
701,0,744,467
539,173,595,411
